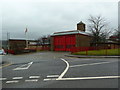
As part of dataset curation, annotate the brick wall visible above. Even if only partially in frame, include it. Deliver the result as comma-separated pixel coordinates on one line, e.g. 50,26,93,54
50,36,54,51
76,34,92,47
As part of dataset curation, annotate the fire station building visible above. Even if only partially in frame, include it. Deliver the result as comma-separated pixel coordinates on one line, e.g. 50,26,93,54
50,21,92,51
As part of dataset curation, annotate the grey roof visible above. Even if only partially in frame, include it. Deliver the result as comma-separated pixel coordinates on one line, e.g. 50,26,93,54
9,38,26,40
9,38,36,41
51,30,90,36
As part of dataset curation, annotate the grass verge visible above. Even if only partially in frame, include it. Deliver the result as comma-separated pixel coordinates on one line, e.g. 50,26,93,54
73,48,120,56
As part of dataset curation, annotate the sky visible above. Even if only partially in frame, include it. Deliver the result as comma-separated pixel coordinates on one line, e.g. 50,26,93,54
1,0,119,40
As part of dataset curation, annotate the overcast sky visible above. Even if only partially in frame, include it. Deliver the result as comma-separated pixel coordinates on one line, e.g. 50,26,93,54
1,0,119,40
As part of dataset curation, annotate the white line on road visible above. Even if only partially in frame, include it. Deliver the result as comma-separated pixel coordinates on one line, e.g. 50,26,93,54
58,58,69,79
0,78,7,81
25,79,38,82
12,77,23,80
43,78,56,81
56,76,120,81
47,75,59,78
70,61,115,68
29,76,40,79
67,58,94,62
43,76,120,81
6,80,19,84
43,79,51,81
13,62,33,70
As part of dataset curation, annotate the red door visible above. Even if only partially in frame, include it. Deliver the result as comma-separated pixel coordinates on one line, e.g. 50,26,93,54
54,35,76,51
54,36,65,51
65,35,76,51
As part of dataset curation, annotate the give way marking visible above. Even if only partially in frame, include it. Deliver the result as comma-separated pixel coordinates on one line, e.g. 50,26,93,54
13,62,33,71
56,76,120,81
44,76,120,81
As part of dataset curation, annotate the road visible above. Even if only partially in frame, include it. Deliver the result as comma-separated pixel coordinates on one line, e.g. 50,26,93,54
1,52,119,88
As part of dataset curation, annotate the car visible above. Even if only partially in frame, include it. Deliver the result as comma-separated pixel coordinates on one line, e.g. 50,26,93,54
0,49,6,55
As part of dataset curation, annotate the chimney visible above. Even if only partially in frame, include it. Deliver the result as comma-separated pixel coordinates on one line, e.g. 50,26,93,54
77,21,85,32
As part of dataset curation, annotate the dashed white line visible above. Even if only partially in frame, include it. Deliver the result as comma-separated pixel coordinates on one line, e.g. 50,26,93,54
70,61,114,68
12,77,23,80
43,79,51,81
43,78,56,81
58,58,70,79
25,79,38,82
6,80,19,84
29,76,40,79
47,75,59,78
0,78,7,81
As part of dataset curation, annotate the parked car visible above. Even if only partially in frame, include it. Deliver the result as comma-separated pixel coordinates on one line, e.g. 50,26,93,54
0,49,6,55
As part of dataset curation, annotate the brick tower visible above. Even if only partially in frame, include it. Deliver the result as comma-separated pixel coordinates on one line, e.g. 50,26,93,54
77,21,85,32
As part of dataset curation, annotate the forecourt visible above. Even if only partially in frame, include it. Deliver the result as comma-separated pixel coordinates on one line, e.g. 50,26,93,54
1,52,119,88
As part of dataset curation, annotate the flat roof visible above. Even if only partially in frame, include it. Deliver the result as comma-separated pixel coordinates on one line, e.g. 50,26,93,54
51,30,90,36
9,38,36,41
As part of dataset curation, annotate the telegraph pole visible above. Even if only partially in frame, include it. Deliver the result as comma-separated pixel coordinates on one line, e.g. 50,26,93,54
25,32,28,48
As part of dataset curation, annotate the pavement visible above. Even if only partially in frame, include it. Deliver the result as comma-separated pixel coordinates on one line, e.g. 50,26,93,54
0,55,11,68
1,51,119,88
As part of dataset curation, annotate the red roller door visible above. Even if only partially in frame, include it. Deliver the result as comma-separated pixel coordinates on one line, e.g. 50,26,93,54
54,35,76,51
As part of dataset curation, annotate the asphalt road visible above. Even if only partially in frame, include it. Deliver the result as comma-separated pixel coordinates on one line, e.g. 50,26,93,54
1,52,119,88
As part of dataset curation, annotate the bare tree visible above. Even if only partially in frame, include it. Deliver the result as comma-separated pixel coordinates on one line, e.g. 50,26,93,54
37,35,50,45
111,26,120,42
88,15,111,46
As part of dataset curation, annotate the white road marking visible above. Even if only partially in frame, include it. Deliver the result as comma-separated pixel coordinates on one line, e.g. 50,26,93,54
0,78,7,81
43,78,56,81
47,75,59,78
6,80,19,84
58,58,69,79
56,76,120,81
13,62,33,70
43,79,51,81
67,59,94,62
12,77,23,80
29,76,40,79
70,61,114,68
25,79,38,82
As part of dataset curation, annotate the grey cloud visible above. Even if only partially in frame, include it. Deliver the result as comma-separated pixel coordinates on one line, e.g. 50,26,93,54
2,1,118,40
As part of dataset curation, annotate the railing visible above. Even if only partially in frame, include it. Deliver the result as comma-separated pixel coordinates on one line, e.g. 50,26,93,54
4,49,15,54
4,47,50,54
41,47,50,51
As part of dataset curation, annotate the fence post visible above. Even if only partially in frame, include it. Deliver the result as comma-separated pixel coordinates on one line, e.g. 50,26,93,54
105,47,107,56
86,48,88,55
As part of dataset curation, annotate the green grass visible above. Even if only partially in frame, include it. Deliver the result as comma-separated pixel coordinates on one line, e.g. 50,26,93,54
73,48,120,56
